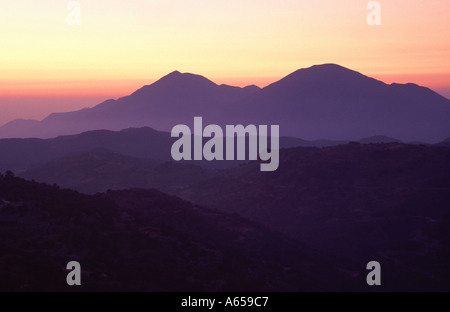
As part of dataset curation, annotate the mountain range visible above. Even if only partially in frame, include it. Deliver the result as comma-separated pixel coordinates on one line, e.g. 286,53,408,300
1,64,449,142
16,137,447,195
0,125,412,173
1,63,450,291
0,173,347,291
3,142,450,291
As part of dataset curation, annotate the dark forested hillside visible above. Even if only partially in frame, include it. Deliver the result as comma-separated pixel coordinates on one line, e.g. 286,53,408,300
0,173,346,291
2,142,450,291
181,143,450,291
21,149,214,194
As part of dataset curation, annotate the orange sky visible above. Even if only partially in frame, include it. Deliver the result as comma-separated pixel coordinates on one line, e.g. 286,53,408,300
1,0,449,125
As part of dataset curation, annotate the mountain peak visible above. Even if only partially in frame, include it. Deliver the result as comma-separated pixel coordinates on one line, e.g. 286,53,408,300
308,63,349,70
155,70,217,88
295,63,371,79
127,70,218,99
165,70,182,77
265,63,384,91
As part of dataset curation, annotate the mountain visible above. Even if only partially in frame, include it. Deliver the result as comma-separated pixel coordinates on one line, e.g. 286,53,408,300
227,64,450,142
277,136,348,148
0,71,260,139
0,119,40,138
0,127,173,172
14,143,450,290
183,143,450,232
179,143,450,291
0,126,347,173
436,137,450,149
1,64,449,142
0,172,347,291
357,135,401,144
21,149,215,194
19,139,377,195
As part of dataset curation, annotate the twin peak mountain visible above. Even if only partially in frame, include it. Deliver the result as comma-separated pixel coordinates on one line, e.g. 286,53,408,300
1,64,449,143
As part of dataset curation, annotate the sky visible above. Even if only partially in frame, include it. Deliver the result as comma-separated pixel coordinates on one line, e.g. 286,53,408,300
1,0,449,125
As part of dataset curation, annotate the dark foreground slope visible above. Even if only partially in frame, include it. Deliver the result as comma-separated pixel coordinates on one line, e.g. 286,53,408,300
182,143,450,291
21,149,214,194
9,143,450,291
0,173,347,292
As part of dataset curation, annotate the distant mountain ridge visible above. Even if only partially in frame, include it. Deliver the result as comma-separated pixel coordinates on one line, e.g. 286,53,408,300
0,71,260,139
0,123,444,174
1,64,449,142
0,126,357,173
0,127,172,172
0,126,341,172
16,137,410,195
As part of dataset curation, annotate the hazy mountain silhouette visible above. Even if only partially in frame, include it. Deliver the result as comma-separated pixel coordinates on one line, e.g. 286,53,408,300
227,64,450,142
0,119,41,138
0,71,260,139
357,135,401,144
1,64,449,142
0,127,172,172
21,141,449,198
0,126,351,172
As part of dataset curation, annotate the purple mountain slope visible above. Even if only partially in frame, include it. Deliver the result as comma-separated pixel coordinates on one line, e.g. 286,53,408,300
226,64,450,142
0,119,41,138
0,72,260,139
1,64,449,142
